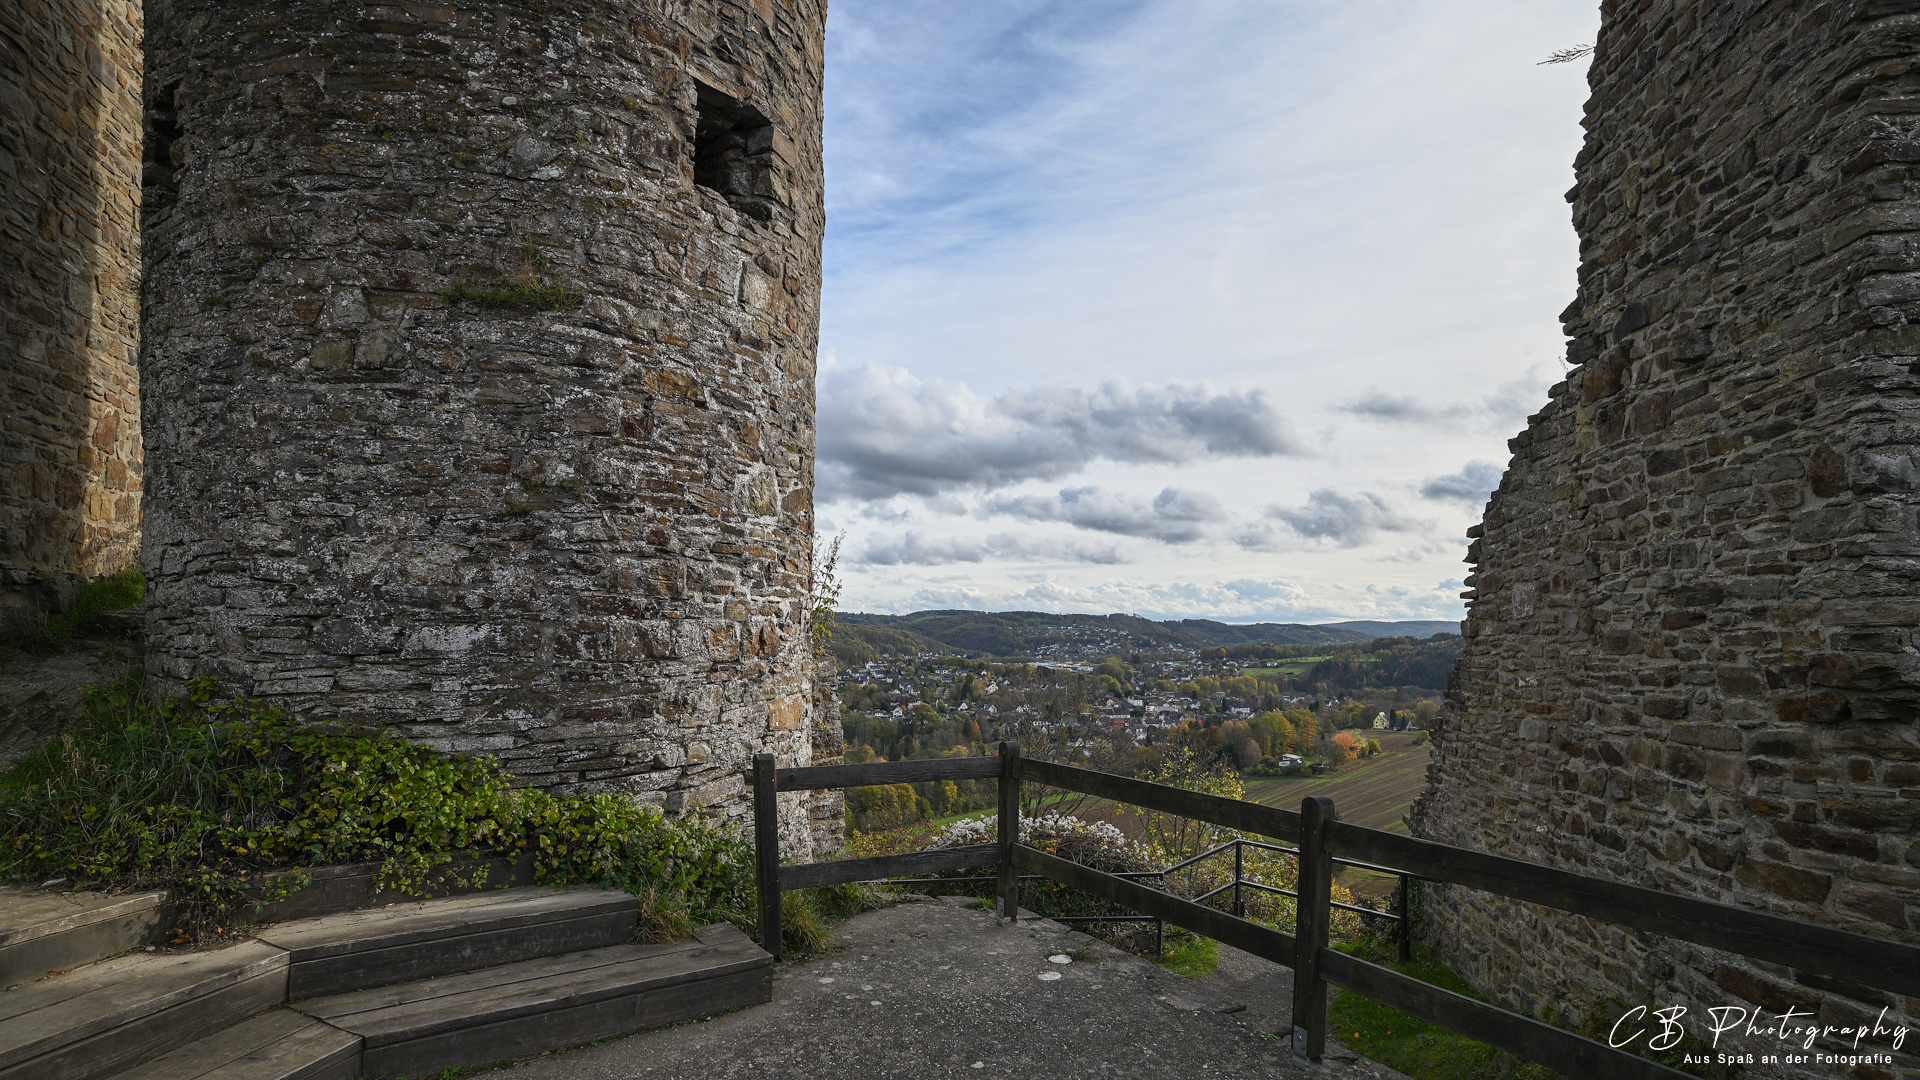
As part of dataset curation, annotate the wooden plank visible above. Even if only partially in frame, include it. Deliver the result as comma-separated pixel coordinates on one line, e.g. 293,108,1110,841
0,943,289,1063
1013,845,1295,967
997,742,1020,922
1016,758,1300,843
256,887,633,957
285,910,637,1000
0,888,168,948
779,845,1001,891
109,1008,362,1080
1326,823,1920,999
753,754,781,959
1319,949,1691,1080
301,939,769,1045
775,756,1003,791
1291,797,1334,1067
0,966,289,1080
362,965,770,1078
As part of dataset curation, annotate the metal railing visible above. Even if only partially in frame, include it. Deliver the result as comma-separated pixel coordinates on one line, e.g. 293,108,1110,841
752,744,1920,1079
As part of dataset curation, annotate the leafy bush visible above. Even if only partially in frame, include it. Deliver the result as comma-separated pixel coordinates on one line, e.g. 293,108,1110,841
0,677,753,941
4,566,144,652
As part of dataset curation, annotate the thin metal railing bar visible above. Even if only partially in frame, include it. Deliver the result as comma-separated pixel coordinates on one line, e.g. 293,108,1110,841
1014,843,1297,968
1015,757,1302,843
1159,840,1243,876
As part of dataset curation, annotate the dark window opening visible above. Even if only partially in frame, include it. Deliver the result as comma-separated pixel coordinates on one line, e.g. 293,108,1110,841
144,81,183,210
692,81,784,222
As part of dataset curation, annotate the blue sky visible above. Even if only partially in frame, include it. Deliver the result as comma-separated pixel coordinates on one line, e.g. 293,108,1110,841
814,0,1601,623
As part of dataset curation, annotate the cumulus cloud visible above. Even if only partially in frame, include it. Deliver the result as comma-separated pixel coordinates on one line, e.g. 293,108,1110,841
1239,489,1429,549
1339,369,1553,431
1420,460,1503,506
817,362,1304,502
857,530,1126,566
980,485,1226,543
880,575,1460,623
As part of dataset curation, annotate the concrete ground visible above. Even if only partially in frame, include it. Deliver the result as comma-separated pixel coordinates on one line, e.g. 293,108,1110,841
499,895,1409,1080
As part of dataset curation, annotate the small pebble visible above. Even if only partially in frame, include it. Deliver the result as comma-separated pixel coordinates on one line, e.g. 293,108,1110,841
1048,954,1072,964
971,1064,984,1070
1038,971,1063,982
818,977,834,984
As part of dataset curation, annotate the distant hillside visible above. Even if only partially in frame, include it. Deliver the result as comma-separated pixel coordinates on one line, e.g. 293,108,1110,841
831,610,1456,660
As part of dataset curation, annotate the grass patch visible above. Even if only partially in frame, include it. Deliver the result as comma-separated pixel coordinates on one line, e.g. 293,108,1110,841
0,676,758,942
1327,937,1741,1080
777,882,889,958
1152,930,1218,977
442,281,583,312
4,567,143,653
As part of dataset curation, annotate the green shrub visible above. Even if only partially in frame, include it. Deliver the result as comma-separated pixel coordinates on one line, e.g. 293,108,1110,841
0,676,753,940
4,566,144,652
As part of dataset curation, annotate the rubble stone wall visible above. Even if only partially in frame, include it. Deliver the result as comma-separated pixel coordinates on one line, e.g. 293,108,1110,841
140,0,827,849
0,0,144,627
1411,1,1920,1072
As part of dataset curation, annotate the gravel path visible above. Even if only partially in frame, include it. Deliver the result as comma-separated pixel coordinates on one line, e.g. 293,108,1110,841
496,895,1409,1080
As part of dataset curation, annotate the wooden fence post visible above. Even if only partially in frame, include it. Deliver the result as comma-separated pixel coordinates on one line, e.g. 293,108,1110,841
998,741,1021,924
753,752,782,960
1397,874,1412,964
1292,795,1335,1069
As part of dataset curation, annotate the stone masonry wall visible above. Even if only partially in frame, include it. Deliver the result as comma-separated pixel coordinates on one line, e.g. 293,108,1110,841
140,0,827,851
1411,2,1920,1074
0,0,144,628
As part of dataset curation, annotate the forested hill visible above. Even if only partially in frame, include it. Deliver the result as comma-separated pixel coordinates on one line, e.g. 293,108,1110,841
831,610,1460,661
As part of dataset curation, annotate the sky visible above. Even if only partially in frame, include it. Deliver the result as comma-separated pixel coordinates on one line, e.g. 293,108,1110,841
814,0,1601,624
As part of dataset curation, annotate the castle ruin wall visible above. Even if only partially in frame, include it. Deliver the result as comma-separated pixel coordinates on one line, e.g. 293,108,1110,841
1412,1,1920,1070
0,0,145,627
139,0,827,849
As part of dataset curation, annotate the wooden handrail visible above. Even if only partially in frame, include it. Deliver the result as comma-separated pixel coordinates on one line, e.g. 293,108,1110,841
1328,821,1920,999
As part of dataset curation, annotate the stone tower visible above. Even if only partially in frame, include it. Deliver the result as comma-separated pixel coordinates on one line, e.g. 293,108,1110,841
139,0,826,844
0,0,144,629
1412,0,1920,1066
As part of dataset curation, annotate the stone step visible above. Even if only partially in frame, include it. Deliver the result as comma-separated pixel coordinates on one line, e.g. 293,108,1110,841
0,886,172,986
0,942,288,1080
291,923,772,1078
254,886,638,1000
100,1009,359,1080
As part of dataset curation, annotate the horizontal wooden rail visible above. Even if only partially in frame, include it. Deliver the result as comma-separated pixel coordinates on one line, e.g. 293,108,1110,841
1319,949,1689,1080
1014,844,1295,967
780,844,1001,891
1015,758,1300,843
776,756,1004,792
1327,822,1920,999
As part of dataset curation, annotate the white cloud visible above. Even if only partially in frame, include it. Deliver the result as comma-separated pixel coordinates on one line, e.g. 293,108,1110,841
1420,461,1504,507
1240,489,1430,549
1339,370,1553,431
857,530,1127,566
816,362,1303,502
980,485,1226,543
882,575,1460,623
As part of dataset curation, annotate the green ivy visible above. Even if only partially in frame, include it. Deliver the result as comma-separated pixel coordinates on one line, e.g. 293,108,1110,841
0,677,753,940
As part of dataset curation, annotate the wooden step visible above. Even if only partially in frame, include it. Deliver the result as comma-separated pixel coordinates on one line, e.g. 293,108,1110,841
291,923,771,1077
254,886,637,999
100,1009,359,1080
0,942,288,1080
0,887,171,986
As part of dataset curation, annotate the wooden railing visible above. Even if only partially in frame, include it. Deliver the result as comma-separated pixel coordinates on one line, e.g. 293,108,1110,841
751,745,1920,1080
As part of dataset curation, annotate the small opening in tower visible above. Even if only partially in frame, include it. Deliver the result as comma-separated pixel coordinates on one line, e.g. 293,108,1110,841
144,81,184,210
692,81,781,221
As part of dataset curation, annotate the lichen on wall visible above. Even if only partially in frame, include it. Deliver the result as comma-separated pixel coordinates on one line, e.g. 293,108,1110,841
1412,1,1920,1070
139,0,829,851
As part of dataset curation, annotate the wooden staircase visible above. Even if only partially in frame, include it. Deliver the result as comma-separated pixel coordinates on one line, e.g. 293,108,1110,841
0,886,771,1080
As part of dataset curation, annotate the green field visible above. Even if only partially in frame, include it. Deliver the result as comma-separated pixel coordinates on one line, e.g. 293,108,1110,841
1244,731,1431,834
1240,655,1382,676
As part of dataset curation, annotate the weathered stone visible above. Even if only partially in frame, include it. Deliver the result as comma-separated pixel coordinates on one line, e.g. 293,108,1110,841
1409,3,1920,1072
137,0,830,852
0,0,144,627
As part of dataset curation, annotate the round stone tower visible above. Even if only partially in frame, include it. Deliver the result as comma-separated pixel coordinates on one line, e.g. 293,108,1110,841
139,0,824,839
